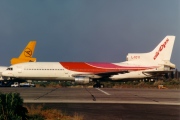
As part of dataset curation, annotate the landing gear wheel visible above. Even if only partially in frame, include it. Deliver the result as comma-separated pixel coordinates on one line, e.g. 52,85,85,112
100,84,104,88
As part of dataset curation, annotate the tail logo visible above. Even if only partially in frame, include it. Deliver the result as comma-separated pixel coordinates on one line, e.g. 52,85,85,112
24,48,32,57
154,39,169,60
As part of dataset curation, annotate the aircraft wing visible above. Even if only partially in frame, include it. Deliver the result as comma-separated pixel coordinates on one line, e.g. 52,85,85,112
72,70,128,79
142,70,174,77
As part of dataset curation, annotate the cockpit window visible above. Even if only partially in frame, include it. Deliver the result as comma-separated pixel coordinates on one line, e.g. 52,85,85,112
7,67,13,70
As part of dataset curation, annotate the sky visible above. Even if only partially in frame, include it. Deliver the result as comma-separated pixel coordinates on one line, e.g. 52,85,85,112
0,0,179,69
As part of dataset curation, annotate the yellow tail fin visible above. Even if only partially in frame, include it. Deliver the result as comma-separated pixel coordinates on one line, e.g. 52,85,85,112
11,41,36,65
19,41,36,58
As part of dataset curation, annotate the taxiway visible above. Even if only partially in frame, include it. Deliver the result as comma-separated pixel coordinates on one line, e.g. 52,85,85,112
0,88,179,120
0,87,179,105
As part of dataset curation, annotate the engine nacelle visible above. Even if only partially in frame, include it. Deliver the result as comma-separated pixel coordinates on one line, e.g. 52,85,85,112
75,77,90,84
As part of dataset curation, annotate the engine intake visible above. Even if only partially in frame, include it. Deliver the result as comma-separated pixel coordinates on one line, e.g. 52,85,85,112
75,77,90,84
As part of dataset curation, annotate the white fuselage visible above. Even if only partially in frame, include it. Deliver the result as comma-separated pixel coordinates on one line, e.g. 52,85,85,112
2,61,160,81
3,62,74,80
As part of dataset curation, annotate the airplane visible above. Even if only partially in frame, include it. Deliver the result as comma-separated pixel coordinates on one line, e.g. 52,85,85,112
0,41,36,80
2,36,176,87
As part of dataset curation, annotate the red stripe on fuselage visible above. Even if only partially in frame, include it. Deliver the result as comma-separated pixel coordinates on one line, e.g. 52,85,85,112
60,62,150,73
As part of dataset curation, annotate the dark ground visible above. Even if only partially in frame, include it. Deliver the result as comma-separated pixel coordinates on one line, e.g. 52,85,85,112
24,103,180,120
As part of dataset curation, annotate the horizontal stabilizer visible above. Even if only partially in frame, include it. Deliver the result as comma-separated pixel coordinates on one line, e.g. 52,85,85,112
11,58,36,65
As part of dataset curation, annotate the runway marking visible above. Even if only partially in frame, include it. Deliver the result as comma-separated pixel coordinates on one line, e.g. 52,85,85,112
96,88,111,95
84,87,96,101
134,94,159,103
34,88,58,100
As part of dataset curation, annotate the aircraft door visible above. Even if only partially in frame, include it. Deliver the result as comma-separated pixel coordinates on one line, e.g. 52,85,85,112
18,68,22,73
64,67,70,77
17,66,23,73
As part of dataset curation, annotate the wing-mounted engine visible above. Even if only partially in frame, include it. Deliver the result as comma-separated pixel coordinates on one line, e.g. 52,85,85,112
75,77,90,84
73,70,128,85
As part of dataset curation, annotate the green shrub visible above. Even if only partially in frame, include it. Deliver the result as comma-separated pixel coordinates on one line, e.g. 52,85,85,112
60,81,72,87
39,82,49,87
165,79,180,85
28,114,44,120
132,81,140,85
103,82,114,88
0,92,28,120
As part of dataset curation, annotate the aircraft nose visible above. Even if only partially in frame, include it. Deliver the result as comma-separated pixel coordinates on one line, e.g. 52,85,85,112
2,71,12,77
2,71,7,76
2,71,9,80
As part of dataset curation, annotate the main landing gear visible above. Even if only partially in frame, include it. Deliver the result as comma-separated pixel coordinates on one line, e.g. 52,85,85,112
93,80,104,88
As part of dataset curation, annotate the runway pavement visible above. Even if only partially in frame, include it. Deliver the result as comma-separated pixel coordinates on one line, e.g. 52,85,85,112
0,87,179,105
0,87,180,120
